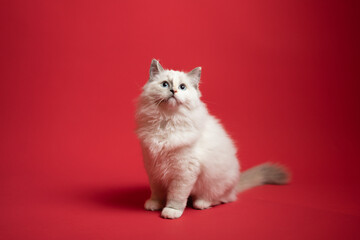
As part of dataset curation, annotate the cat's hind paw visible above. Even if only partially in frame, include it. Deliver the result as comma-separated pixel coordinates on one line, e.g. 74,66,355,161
193,199,212,210
161,207,183,219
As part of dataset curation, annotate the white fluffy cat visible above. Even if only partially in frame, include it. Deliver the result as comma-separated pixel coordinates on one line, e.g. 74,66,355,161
135,59,289,219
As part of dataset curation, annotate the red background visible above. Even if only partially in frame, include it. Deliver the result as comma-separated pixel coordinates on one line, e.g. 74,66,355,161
1,0,359,239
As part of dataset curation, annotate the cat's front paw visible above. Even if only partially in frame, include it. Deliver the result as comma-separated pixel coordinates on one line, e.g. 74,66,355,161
161,207,183,219
144,199,164,211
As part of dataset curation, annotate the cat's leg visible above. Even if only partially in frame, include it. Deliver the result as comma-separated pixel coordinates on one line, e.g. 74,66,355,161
144,180,166,211
161,177,197,219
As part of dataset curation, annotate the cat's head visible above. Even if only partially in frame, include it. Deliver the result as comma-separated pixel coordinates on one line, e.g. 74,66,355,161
141,59,202,110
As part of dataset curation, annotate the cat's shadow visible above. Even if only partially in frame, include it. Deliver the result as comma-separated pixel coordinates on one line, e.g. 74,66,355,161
80,185,197,211
81,185,150,211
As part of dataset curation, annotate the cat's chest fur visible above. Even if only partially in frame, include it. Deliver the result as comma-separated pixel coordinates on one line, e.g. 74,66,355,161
139,112,202,155
138,111,204,182
136,101,207,151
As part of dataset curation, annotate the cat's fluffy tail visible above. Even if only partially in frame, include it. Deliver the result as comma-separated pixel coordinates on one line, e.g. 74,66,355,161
236,163,290,193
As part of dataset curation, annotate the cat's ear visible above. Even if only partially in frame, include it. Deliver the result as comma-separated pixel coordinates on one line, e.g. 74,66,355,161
187,67,202,86
149,59,164,79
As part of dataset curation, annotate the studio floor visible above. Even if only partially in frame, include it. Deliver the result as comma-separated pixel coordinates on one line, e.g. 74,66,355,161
1,175,360,239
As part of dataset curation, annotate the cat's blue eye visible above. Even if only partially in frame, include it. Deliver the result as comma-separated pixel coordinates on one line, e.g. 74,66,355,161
161,81,169,88
179,83,186,90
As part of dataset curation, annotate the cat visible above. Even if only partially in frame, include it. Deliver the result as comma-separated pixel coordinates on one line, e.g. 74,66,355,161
135,59,290,219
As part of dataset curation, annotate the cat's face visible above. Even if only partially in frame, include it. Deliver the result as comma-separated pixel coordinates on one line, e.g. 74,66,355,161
141,59,202,110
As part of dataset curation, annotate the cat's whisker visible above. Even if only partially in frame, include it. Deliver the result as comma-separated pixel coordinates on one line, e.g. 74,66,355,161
201,99,219,107
154,98,165,107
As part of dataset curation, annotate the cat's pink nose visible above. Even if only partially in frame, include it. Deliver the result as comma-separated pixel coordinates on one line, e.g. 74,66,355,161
170,89,177,94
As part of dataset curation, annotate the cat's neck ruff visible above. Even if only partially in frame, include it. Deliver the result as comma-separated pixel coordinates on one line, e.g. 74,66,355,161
137,94,204,123
136,96,207,155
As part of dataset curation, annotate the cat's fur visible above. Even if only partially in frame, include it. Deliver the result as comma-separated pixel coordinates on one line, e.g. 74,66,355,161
135,59,289,219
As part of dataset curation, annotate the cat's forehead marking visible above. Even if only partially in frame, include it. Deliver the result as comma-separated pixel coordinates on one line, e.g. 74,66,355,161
166,73,173,82
166,71,186,83
166,71,180,84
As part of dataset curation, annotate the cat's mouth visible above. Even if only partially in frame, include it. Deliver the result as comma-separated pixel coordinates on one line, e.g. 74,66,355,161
155,96,180,108
166,96,179,107
168,96,176,100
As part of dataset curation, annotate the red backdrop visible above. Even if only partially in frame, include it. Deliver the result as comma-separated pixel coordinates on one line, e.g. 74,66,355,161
1,0,359,239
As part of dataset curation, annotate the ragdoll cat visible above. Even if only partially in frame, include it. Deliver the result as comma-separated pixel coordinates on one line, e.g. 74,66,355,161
135,59,289,219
